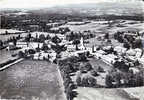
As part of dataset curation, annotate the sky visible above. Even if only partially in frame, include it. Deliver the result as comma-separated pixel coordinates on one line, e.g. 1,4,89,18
0,0,143,9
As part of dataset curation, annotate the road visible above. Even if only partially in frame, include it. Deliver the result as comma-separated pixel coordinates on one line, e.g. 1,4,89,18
0,60,66,100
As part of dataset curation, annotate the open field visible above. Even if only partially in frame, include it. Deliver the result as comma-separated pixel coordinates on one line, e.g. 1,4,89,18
0,60,66,100
56,20,143,33
74,86,144,100
74,87,135,100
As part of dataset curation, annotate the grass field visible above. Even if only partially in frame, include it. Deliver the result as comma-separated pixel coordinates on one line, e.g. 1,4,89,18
0,60,66,100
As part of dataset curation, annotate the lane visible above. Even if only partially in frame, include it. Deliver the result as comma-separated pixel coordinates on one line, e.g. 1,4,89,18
0,60,66,100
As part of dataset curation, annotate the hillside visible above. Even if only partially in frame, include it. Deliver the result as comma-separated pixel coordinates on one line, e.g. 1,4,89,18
27,2,144,16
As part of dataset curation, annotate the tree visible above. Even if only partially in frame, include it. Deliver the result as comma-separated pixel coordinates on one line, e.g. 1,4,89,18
18,51,26,58
81,75,97,87
51,35,61,44
79,53,87,62
66,83,78,100
90,70,99,77
97,66,105,73
76,71,82,86
65,27,70,32
28,49,36,54
132,39,143,49
104,33,109,39
127,71,136,87
69,31,75,41
80,62,93,73
135,73,144,86
35,33,38,42
88,76,97,87
123,42,130,50
41,42,49,51
5,30,8,34
105,74,113,88
81,77,89,87
25,33,31,42
76,76,81,86
13,37,17,46
113,60,129,72
72,39,80,50
0,40,3,47
114,72,122,87
46,34,51,40
39,34,45,42
51,44,66,54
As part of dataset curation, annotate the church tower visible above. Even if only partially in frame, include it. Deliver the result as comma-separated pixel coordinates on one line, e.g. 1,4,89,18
80,37,86,50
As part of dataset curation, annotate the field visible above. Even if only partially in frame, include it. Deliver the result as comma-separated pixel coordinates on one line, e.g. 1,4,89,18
74,86,144,100
56,20,143,33
74,87,135,100
0,60,66,100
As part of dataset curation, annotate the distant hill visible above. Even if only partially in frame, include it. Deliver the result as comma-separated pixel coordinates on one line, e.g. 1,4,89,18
0,2,143,21
27,2,143,16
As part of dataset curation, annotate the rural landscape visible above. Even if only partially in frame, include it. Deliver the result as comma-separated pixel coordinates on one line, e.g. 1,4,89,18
0,0,144,100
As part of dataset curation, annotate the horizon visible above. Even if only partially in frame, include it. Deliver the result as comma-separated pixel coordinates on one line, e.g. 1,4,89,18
0,0,143,9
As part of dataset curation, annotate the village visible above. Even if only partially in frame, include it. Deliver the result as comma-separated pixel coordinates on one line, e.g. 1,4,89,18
0,16,144,99
0,1,144,98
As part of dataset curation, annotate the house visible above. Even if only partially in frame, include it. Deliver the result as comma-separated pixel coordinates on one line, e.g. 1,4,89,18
28,25,40,31
129,67,140,74
126,49,136,56
114,46,127,54
66,44,76,52
6,42,16,50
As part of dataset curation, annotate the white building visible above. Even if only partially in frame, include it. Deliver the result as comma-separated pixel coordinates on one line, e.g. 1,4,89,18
79,37,86,50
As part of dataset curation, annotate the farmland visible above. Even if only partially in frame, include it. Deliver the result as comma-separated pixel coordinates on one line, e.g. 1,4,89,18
0,60,66,100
